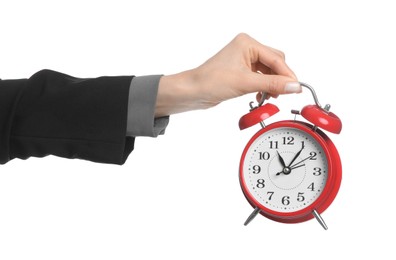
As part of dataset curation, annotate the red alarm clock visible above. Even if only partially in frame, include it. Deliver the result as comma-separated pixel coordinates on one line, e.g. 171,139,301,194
239,83,342,230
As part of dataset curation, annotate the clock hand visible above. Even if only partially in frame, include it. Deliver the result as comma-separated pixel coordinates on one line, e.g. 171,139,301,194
276,161,306,176
277,151,286,168
290,155,314,169
276,146,309,175
287,142,305,167
290,164,305,170
276,151,291,176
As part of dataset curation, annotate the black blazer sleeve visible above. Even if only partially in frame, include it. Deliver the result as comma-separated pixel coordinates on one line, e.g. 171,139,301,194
0,69,135,165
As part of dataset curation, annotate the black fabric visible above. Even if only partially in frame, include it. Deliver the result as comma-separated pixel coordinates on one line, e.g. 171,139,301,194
0,69,135,165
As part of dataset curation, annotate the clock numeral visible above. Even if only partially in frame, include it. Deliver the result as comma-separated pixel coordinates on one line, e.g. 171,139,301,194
282,196,290,205
313,167,322,176
308,182,315,191
267,191,274,200
259,152,270,160
269,141,278,149
252,165,261,174
282,136,295,145
256,179,265,189
297,192,305,202
309,151,317,160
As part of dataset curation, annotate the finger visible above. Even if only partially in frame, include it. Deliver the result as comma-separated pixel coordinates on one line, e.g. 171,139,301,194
232,33,297,79
246,73,302,95
256,92,279,102
254,64,298,96
259,52,297,80
253,63,272,75
254,43,298,80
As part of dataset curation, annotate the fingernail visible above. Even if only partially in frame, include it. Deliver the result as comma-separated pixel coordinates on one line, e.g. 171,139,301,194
284,82,301,93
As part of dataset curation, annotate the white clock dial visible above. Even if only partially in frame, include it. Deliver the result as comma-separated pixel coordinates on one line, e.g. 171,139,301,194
242,127,328,213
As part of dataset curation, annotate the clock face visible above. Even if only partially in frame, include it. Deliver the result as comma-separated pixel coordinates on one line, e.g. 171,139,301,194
241,126,329,213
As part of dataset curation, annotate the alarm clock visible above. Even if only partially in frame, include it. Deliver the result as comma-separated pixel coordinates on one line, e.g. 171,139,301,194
239,82,342,230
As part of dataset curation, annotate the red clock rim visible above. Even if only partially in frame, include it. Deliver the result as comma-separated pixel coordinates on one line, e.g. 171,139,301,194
239,120,341,223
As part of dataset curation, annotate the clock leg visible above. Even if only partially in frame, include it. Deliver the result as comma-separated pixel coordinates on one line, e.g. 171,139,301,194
312,209,328,230
244,207,261,226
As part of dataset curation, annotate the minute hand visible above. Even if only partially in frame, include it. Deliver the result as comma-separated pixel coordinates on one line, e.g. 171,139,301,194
290,155,314,169
287,143,305,167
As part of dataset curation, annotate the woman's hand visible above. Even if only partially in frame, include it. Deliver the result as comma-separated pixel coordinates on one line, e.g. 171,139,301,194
155,33,301,117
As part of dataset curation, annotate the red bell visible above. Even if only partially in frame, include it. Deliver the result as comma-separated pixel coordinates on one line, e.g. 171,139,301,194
301,105,342,134
239,103,279,130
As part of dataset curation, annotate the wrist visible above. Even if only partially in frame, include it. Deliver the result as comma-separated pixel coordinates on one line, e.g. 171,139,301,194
155,69,201,117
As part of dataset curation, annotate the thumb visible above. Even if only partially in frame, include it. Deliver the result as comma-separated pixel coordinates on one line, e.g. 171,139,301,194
250,73,302,95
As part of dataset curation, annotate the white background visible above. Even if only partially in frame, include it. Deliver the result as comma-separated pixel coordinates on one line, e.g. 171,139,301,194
1,0,394,259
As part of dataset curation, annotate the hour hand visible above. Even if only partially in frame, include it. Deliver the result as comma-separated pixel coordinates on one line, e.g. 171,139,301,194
276,151,286,168
276,151,290,176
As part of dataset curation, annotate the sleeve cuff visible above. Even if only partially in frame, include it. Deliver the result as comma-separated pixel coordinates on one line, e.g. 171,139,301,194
126,75,169,137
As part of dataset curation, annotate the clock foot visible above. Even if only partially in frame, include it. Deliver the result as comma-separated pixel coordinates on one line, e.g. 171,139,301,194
312,209,328,230
244,207,261,226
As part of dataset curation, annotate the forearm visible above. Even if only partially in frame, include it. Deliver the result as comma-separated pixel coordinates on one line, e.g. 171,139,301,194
155,69,217,118
1,70,134,165
155,70,197,118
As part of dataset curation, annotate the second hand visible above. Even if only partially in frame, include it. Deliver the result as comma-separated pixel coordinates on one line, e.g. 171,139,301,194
289,155,314,169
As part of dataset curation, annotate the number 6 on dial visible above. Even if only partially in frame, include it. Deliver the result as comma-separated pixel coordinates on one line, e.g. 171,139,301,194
238,83,342,230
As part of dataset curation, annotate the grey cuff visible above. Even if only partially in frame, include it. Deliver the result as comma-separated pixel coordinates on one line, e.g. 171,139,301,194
126,75,169,137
